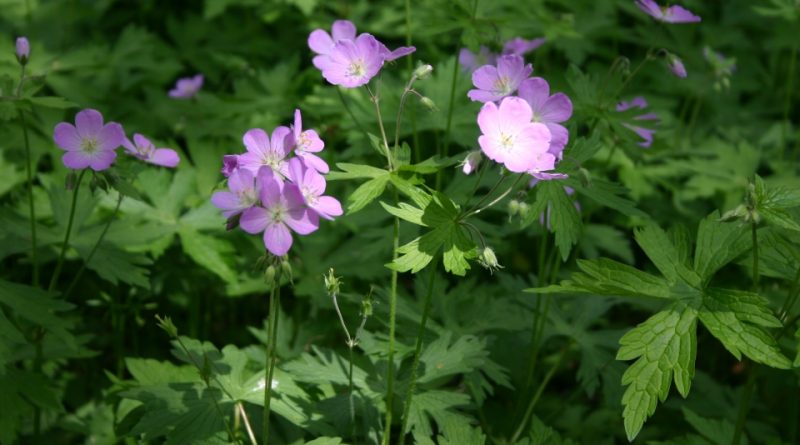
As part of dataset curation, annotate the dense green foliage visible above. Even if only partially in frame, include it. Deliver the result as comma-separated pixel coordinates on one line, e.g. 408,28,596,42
1,0,799,444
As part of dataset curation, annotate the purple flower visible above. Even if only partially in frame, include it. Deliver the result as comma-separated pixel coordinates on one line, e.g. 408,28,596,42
459,46,498,73
238,127,294,177
286,158,342,220
517,77,573,160
314,34,386,88
169,74,203,99
468,55,533,103
240,168,319,256
616,97,659,148
53,109,124,171
15,37,29,63
460,151,483,175
211,167,261,218
667,54,687,78
309,20,415,66
122,134,180,168
502,37,546,57
292,109,329,173
477,97,552,173
635,0,701,23
221,155,239,177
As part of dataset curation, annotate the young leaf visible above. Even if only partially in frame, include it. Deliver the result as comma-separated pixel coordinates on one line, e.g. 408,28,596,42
694,213,750,284
530,181,582,261
617,302,698,441
347,174,390,214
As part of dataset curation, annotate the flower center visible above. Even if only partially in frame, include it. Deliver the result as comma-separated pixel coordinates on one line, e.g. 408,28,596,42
532,112,542,123
137,142,155,158
81,137,99,154
347,60,366,79
300,186,318,206
297,132,311,151
238,188,258,207
261,153,285,172
269,203,287,223
498,132,515,151
494,76,512,94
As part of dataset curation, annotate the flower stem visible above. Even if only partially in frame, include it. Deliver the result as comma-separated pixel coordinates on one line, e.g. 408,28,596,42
64,194,124,299
238,403,258,445
399,263,437,440
382,213,401,445
751,222,759,291
263,281,281,445
510,343,570,443
18,108,39,287
49,169,86,292
367,84,394,171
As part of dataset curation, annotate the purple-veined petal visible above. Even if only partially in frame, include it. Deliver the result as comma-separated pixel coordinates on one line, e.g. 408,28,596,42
298,152,330,173
88,149,117,171
313,196,343,220
240,206,270,234
539,93,573,123
264,222,292,256
96,123,125,152
331,20,357,41
62,151,92,169
243,128,271,156
517,77,550,114
211,191,243,218
285,208,320,235
75,109,104,139
308,29,335,55
149,148,180,167
54,123,82,151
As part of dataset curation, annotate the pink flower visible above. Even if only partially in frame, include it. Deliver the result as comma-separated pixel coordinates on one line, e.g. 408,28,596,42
53,109,124,171
211,168,260,218
476,97,552,173
635,0,701,23
238,127,294,177
240,168,319,256
308,20,415,66
468,55,533,103
286,158,342,220
291,109,329,173
314,34,386,88
122,134,180,167
616,97,659,148
517,77,573,160
169,74,203,99
459,46,498,73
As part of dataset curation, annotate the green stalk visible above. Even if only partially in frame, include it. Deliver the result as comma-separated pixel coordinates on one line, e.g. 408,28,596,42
48,170,87,292
780,44,797,159
64,194,123,299
19,109,39,287
510,343,570,443
399,264,438,441
732,221,761,445
382,213,401,445
263,281,281,445
367,84,394,171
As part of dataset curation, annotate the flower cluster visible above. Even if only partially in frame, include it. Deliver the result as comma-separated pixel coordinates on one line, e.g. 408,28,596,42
616,97,659,148
308,20,415,88
468,56,572,181
53,109,180,171
212,109,342,256
459,37,545,72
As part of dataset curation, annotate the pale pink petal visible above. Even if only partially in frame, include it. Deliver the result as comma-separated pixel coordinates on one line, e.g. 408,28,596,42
122,137,138,155
243,128,271,156
303,167,326,195
313,196,343,220
258,168,282,205
285,208,319,235
271,126,293,158
308,30,335,55
96,123,125,152
89,149,117,171
331,20,357,41
298,152,329,173
476,101,501,139
471,65,499,91
539,93,573,123
211,191,242,218
517,77,550,113
497,97,534,133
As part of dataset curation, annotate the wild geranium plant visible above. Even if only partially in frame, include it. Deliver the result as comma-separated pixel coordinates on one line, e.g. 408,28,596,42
2,2,800,445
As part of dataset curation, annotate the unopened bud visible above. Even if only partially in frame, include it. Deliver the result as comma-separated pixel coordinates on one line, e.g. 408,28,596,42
324,268,341,296
508,199,520,216
518,202,531,219
155,314,179,338
478,247,503,273
360,288,374,318
15,37,29,65
264,265,276,284
281,259,293,285
413,64,433,80
460,151,482,175
419,96,437,111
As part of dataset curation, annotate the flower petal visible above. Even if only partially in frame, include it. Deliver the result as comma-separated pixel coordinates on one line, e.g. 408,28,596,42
62,151,91,169
88,149,117,171
96,123,125,152
243,128,270,156
54,123,82,151
240,206,270,234
264,222,292,256
331,20,357,41
149,148,180,167
313,196,343,220
308,29,335,55
540,93,573,123
75,109,103,138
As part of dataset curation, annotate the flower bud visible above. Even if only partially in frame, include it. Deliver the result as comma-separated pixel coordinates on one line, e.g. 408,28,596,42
419,96,437,111
518,202,531,220
155,314,179,338
360,288,374,318
280,259,293,285
460,150,482,175
478,246,503,273
264,265,276,284
666,54,687,78
15,37,29,65
508,199,520,217
413,64,433,80
324,268,341,296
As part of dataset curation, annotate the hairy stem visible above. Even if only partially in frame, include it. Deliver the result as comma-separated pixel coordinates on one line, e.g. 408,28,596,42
49,170,87,292
64,194,124,299
511,343,570,443
382,213,401,445
367,84,394,170
263,281,281,445
18,109,38,287
399,264,438,440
